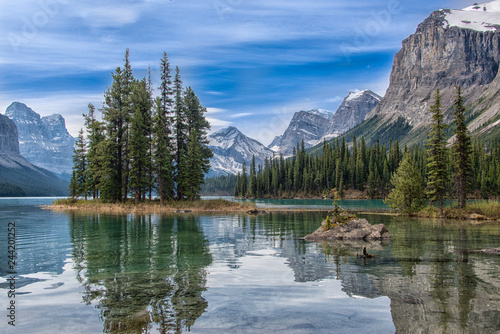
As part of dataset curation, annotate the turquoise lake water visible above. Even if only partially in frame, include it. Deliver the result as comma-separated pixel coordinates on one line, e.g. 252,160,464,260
0,197,499,333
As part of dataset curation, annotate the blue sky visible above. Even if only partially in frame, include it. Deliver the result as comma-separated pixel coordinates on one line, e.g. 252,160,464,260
0,0,472,145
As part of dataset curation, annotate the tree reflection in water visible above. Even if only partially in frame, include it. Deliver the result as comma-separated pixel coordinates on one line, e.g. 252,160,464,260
69,212,212,333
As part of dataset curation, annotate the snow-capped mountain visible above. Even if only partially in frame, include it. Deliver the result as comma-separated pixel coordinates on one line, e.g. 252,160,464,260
5,102,75,179
307,108,335,120
442,1,500,32
360,0,500,146
0,113,68,195
208,126,274,177
321,89,381,141
268,134,283,152
270,109,331,156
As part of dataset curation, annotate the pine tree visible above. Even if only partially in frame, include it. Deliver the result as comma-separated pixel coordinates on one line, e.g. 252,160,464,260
452,86,472,209
121,49,134,201
84,103,105,199
71,129,88,199
426,89,449,214
241,162,248,196
152,97,174,204
248,156,257,197
100,50,134,202
129,79,152,204
173,66,188,198
385,152,426,214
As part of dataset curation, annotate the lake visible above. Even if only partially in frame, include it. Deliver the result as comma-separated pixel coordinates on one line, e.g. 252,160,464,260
0,197,499,333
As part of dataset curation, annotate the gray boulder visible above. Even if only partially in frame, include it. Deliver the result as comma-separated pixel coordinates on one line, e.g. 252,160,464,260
305,218,390,241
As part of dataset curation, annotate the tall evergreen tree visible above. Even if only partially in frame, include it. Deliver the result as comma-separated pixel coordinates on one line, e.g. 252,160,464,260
129,79,153,204
452,86,472,208
84,103,105,199
248,156,257,197
70,129,88,199
173,66,188,198
179,87,212,200
152,97,174,204
426,89,449,214
121,49,134,201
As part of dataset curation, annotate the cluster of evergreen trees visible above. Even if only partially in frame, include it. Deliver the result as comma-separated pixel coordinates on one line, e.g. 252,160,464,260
70,50,212,203
233,87,500,206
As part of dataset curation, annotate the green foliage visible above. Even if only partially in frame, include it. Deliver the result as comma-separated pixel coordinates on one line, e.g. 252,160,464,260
452,86,473,209
201,174,237,195
385,153,426,214
426,89,449,213
71,50,211,204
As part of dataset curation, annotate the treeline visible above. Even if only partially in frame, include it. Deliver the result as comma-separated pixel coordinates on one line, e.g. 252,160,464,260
201,174,237,196
234,137,405,199
233,87,500,203
70,50,212,204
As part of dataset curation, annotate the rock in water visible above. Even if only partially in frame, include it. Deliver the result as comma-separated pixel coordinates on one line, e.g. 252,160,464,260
304,218,390,241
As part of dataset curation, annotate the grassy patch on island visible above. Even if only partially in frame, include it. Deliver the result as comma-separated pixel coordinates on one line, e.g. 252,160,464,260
49,198,256,213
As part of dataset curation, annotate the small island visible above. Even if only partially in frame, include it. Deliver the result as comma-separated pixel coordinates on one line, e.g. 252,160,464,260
304,201,390,241
47,198,256,214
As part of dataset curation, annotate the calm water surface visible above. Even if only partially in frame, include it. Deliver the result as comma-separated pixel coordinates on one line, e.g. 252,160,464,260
0,198,499,333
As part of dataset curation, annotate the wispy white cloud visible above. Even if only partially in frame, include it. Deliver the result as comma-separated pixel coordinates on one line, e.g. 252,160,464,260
78,6,141,28
228,112,254,119
206,117,232,127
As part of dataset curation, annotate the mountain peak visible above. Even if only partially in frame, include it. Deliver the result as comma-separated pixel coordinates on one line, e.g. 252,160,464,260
5,102,40,121
4,102,75,178
214,126,241,136
208,126,274,177
441,0,500,32
345,89,381,103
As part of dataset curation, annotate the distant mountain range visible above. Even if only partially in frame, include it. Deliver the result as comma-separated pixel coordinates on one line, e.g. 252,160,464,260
5,102,75,180
208,126,274,177
0,113,68,196
206,89,379,175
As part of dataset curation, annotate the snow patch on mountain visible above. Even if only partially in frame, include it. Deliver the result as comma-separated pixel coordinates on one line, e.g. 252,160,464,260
4,102,75,179
208,126,274,177
442,0,500,32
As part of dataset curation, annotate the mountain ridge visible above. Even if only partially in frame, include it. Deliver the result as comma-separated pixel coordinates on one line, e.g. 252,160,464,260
5,102,75,179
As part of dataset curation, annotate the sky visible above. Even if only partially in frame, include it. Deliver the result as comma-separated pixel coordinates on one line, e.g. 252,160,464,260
0,0,473,145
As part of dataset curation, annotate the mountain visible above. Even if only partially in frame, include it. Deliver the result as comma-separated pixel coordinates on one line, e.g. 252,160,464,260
322,90,381,141
271,109,332,156
208,126,275,177
268,135,283,151
5,102,75,179
0,114,69,196
351,0,500,146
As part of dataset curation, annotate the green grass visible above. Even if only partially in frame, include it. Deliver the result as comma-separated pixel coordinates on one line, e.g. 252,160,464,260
416,200,500,220
51,198,256,212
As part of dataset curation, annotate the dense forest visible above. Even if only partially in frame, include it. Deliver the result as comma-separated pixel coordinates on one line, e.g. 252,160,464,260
232,88,500,204
70,50,212,203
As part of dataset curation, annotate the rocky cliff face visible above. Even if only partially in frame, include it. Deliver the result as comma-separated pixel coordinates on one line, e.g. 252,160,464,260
208,126,274,177
5,102,75,179
0,114,19,154
364,2,500,143
273,110,331,156
324,90,381,140
0,112,68,195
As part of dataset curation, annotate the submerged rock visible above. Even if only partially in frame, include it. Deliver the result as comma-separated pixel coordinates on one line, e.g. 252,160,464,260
480,247,500,255
246,209,266,215
304,218,390,241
